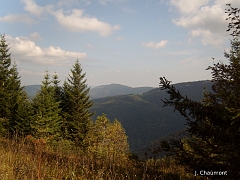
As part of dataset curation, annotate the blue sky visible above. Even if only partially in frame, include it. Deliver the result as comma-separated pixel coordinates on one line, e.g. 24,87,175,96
1,0,240,87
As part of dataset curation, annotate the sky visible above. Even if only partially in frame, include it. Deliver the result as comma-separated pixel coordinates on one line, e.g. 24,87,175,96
1,0,240,87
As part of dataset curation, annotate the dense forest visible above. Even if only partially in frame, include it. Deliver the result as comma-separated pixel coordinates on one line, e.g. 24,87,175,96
0,4,239,179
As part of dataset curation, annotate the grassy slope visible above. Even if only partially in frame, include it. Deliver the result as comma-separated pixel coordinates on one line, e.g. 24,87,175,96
0,137,198,180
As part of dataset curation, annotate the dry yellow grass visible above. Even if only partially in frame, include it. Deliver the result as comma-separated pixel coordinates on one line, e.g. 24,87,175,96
0,137,198,180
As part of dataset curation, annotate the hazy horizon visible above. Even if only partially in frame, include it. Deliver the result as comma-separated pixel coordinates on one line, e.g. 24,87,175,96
23,79,212,88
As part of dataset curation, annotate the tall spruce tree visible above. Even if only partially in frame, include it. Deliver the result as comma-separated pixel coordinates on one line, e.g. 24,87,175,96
0,34,11,121
159,4,240,178
0,35,30,136
31,71,62,140
8,62,32,135
62,59,93,146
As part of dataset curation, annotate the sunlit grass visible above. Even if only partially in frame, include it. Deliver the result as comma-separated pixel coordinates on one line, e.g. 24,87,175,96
0,137,199,180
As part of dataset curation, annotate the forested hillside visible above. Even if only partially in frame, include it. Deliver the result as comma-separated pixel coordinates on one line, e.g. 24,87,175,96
91,80,213,152
89,83,155,99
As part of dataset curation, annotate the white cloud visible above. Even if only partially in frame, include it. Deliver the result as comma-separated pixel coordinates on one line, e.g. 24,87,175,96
170,0,233,46
0,14,35,24
171,0,232,45
215,0,240,8
22,0,52,16
52,9,120,36
6,35,86,65
20,0,120,37
174,5,226,31
191,29,223,46
170,0,209,14
142,40,167,49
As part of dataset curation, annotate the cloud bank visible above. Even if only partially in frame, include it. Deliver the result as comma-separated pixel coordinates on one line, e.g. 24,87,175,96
6,35,86,65
22,0,53,16
52,9,120,36
170,0,240,46
19,0,120,37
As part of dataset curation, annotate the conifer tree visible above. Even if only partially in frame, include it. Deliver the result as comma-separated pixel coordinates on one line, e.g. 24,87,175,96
8,62,31,135
62,59,93,146
0,34,11,121
0,35,30,136
159,4,240,178
52,72,63,104
31,71,62,140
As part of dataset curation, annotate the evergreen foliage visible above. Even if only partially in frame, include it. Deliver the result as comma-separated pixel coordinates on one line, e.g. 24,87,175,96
8,62,31,135
0,34,12,122
159,4,240,178
62,59,94,145
31,71,62,140
0,35,30,136
52,72,63,104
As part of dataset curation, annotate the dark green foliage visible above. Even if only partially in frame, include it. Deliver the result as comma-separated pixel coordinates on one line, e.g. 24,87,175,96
31,71,62,139
0,35,30,136
7,62,32,135
62,59,94,146
52,72,63,104
0,34,12,121
158,4,240,178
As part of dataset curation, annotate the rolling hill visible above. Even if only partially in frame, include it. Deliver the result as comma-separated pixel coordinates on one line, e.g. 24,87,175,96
89,83,155,99
24,84,155,100
91,80,213,152
24,85,41,99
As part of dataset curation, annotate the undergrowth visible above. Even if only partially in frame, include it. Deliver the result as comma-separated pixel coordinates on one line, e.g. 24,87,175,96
0,136,199,180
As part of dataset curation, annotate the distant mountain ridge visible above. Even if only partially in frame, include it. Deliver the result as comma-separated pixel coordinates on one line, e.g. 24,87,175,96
24,83,156,100
89,83,155,99
24,85,41,99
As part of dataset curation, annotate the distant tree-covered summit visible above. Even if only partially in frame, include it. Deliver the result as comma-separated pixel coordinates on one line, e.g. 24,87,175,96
24,83,156,100
89,83,155,99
